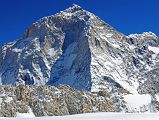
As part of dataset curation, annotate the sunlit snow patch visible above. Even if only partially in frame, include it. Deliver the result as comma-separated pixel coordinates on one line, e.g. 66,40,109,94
16,107,35,118
124,94,152,112
148,46,159,54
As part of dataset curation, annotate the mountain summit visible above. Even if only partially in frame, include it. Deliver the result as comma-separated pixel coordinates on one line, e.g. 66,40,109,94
0,4,159,96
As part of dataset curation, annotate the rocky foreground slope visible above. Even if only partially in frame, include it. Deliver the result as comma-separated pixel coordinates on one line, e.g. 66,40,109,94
0,83,128,117
1,4,159,115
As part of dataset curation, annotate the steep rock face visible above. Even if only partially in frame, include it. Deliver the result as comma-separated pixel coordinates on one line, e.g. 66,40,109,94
126,32,159,94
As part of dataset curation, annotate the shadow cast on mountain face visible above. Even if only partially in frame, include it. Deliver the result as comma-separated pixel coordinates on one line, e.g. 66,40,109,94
47,20,92,91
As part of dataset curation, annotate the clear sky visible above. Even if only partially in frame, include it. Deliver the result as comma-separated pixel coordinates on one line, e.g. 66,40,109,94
0,0,159,45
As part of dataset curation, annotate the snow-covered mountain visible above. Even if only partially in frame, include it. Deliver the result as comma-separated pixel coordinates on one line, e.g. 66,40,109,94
0,4,127,91
1,4,159,113
0,4,134,90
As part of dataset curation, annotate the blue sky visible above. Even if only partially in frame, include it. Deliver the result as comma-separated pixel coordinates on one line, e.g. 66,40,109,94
0,0,159,45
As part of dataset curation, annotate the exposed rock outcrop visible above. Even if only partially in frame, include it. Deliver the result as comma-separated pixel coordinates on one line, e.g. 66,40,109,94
0,84,121,117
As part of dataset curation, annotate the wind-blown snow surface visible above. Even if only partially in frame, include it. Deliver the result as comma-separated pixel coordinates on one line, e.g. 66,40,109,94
1,113,159,120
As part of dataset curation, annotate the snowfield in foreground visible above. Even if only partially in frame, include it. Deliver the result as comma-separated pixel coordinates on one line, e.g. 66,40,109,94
1,113,159,120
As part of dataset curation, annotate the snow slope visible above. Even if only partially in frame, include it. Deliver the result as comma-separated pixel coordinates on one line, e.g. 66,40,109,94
1,113,159,120
123,94,152,112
